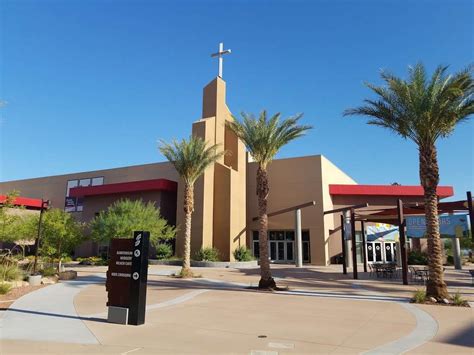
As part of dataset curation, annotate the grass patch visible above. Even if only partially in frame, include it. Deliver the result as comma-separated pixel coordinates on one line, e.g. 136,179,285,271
411,289,427,303
452,291,469,307
0,282,12,295
171,268,201,279
40,266,57,277
0,264,24,282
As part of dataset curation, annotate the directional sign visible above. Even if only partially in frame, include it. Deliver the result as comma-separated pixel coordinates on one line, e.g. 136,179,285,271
106,231,149,326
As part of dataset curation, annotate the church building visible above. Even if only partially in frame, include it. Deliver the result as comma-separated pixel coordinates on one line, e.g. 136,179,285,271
0,70,454,266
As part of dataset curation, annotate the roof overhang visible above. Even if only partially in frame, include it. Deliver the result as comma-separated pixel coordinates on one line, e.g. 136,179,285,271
0,195,44,209
69,178,177,198
329,184,454,198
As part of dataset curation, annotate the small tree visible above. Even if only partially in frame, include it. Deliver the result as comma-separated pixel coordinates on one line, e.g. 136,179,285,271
227,111,311,289
0,191,24,243
159,136,224,277
90,199,176,251
31,208,84,272
344,63,473,299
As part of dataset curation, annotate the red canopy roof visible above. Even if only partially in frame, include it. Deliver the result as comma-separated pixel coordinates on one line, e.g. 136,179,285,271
329,184,453,198
69,178,177,198
0,195,44,209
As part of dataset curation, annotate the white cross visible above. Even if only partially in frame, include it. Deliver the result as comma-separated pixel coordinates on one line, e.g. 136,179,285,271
211,42,231,78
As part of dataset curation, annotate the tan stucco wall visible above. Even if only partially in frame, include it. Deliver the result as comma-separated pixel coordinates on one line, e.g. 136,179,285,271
246,155,326,265
319,156,357,264
0,162,179,212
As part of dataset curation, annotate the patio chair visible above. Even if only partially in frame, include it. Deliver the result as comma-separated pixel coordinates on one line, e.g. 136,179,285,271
383,264,397,278
409,266,424,283
368,263,374,277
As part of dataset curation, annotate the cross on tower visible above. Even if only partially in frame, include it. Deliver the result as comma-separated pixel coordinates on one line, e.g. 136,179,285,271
211,42,231,78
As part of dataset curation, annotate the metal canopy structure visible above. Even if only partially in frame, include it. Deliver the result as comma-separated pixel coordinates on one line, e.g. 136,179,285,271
350,191,474,285
324,203,370,277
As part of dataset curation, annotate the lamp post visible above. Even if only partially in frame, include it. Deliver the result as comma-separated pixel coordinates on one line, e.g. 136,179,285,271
32,199,50,274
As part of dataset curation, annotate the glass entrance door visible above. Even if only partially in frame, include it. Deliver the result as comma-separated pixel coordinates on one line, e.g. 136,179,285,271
367,241,397,263
252,230,310,263
367,242,383,263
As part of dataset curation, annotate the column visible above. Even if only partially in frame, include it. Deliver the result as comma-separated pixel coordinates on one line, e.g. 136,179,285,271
295,209,303,267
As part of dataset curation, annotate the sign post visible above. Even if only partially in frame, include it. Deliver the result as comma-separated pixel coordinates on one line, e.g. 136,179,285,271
106,231,150,326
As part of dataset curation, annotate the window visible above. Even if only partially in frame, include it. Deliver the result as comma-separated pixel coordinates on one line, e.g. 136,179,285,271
64,176,104,212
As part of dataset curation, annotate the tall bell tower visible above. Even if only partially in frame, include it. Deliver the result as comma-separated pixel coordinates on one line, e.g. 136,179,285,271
175,70,247,261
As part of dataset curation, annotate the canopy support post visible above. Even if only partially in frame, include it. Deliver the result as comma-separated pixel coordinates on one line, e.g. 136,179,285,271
361,220,367,273
350,209,358,279
397,199,408,285
340,214,347,275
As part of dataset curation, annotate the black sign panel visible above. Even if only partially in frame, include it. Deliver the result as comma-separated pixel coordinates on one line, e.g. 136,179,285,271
106,231,149,326
128,231,149,326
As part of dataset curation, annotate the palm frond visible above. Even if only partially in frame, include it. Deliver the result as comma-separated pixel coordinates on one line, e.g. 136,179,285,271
227,111,312,168
159,136,225,185
344,63,474,148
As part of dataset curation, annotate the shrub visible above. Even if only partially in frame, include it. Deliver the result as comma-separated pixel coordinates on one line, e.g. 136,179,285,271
233,246,254,262
155,243,173,260
408,251,428,265
0,282,12,295
40,266,57,277
412,289,427,303
77,256,108,266
195,247,219,262
446,255,454,266
0,264,24,282
452,291,468,306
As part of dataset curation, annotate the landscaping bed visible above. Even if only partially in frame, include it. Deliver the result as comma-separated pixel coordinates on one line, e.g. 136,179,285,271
149,259,258,268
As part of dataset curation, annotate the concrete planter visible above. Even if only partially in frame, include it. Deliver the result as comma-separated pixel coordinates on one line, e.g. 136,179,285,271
28,275,42,286
149,259,258,268
58,270,77,280
191,260,258,268
149,259,183,266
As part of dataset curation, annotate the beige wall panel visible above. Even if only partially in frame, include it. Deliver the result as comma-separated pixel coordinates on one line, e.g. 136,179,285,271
246,155,325,265
319,156,357,265
213,163,231,260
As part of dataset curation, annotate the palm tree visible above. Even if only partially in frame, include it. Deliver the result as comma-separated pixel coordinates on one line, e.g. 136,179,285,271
159,136,225,277
344,63,473,299
228,111,311,289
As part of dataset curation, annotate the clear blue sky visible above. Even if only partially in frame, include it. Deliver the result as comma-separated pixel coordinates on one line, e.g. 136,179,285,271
1,0,473,200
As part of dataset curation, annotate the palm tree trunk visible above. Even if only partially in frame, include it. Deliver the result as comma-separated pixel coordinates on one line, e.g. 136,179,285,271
182,183,194,276
257,166,276,289
419,144,449,299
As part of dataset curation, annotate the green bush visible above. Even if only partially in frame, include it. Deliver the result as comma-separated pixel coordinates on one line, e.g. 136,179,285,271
446,255,454,266
77,256,108,266
0,264,24,282
40,266,57,277
452,291,468,306
155,243,173,260
412,289,427,303
0,282,12,295
233,246,254,262
195,247,220,262
408,251,428,265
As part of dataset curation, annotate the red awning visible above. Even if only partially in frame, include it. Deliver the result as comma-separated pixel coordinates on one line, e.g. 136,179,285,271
69,178,177,198
0,195,44,209
329,184,453,198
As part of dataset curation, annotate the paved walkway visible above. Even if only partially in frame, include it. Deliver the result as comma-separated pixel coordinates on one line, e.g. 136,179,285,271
1,265,472,354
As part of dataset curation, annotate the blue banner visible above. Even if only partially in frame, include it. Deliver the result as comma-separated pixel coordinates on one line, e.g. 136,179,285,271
406,214,469,239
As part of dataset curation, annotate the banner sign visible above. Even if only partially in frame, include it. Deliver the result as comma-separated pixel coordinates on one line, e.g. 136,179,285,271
366,223,399,242
106,231,150,325
64,197,77,212
406,214,469,239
